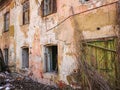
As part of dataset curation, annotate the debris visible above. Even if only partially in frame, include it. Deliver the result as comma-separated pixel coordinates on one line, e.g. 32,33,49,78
0,72,59,90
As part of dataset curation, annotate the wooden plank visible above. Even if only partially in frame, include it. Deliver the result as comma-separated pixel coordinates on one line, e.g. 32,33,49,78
84,43,116,53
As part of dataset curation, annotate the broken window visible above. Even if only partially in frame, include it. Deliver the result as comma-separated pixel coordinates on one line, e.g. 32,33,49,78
44,46,58,72
4,48,8,65
4,12,10,32
23,0,29,25
22,48,29,68
41,0,57,16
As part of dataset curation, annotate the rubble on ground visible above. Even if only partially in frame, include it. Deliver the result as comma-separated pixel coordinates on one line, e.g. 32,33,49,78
0,72,59,90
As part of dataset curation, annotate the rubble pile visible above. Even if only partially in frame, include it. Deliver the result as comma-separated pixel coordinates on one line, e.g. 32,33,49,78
0,72,59,90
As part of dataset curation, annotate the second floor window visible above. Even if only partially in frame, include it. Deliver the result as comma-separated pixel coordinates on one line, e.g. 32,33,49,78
4,12,10,32
23,0,29,25
41,0,57,16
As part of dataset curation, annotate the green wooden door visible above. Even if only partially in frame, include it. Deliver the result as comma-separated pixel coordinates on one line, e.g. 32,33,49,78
85,38,118,89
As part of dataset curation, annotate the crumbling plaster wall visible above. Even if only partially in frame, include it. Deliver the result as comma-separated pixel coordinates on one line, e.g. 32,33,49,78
0,0,15,68
53,0,119,81
14,0,119,82
72,0,117,40
0,0,117,83
13,0,29,70
57,0,118,40
13,0,76,81
13,0,58,80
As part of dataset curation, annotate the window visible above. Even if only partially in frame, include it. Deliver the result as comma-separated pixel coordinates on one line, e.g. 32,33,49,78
22,48,29,68
4,48,8,65
4,12,10,32
23,0,29,25
41,0,57,16
45,46,58,72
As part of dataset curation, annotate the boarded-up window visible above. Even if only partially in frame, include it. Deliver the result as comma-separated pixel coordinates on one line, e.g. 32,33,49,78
23,0,29,25
22,48,29,68
4,48,8,65
41,0,57,16
4,12,10,32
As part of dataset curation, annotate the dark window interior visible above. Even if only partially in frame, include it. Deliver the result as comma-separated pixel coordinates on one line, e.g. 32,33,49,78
51,46,58,71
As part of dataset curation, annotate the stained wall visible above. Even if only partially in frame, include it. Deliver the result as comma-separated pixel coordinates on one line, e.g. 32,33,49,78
0,0,118,83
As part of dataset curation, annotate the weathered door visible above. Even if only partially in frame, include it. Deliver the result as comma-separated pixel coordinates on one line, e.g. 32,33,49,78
85,38,118,89
22,48,29,68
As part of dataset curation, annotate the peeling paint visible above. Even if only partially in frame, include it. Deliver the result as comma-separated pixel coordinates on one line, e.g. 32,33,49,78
0,0,118,84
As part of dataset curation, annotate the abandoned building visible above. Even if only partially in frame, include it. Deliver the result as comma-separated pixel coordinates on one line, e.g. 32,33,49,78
0,0,120,89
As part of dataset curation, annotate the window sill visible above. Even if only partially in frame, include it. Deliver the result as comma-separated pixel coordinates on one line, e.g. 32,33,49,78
43,72,58,79
20,23,29,27
42,12,57,18
3,30,9,33
20,24,29,30
19,68,29,72
45,71,58,74
19,68,30,76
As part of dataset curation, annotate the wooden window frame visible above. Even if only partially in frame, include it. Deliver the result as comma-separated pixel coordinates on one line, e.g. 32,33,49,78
23,0,30,25
44,45,58,73
41,0,57,17
4,12,10,32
